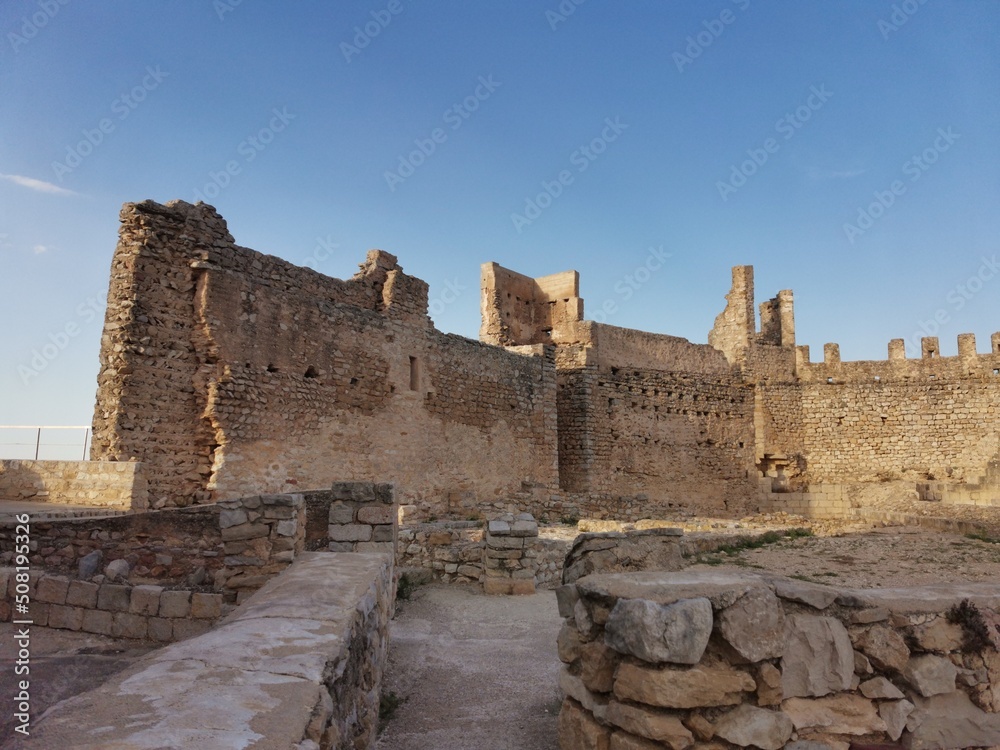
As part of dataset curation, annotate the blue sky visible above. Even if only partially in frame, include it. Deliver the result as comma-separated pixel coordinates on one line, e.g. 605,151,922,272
1,0,998,455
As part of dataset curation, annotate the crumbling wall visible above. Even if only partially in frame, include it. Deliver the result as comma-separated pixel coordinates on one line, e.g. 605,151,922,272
92,200,558,512
0,459,146,508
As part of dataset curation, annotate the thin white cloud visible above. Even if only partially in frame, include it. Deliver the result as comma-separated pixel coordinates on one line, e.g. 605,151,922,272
33,244,49,255
0,173,76,196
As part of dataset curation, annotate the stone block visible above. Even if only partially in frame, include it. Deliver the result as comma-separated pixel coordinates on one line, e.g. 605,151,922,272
27,600,48,627
559,699,611,750
357,505,395,525
486,535,523,550
510,520,539,537
372,525,395,543
604,597,712,665
330,482,375,502
218,508,248,529
190,592,222,619
374,483,394,504
328,524,372,543
275,519,298,537
35,576,70,605
328,501,356,525
66,580,99,608
483,579,513,595
488,520,511,535
47,604,84,631
713,704,793,750
81,608,113,635
614,661,755,709
717,587,785,662
221,523,271,541
159,590,191,618
172,618,212,641
426,532,453,546
782,694,886,736
129,585,164,616
147,617,174,643
97,584,131,612
781,614,854,699
852,624,910,672
112,612,148,640
328,542,354,552
904,654,958,697
605,701,694,747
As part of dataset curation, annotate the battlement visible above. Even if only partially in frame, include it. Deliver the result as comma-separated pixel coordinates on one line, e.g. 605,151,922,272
708,265,795,364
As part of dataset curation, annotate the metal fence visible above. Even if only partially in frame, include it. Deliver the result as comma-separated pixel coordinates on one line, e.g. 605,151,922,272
0,425,91,461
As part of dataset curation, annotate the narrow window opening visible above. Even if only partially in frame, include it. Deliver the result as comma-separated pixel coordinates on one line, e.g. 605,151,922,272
409,356,421,391
267,364,279,373
350,377,359,385
304,366,319,378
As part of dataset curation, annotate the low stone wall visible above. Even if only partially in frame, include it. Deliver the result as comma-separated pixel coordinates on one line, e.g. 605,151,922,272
0,568,222,642
557,570,1000,750
217,493,307,603
0,459,147,508
397,521,485,583
918,479,1000,507
323,481,396,555
27,552,394,750
562,528,684,585
0,504,221,584
484,513,540,595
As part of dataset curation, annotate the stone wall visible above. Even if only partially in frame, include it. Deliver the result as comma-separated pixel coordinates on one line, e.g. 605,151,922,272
91,200,558,513
0,459,146,508
557,570,1000,750
27,552,393,750
0,568,222,642
0,504,221,583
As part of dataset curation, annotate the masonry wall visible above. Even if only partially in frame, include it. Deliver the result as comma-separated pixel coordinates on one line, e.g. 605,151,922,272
92,200,558,513
757,343,1000,485
0,459,146,508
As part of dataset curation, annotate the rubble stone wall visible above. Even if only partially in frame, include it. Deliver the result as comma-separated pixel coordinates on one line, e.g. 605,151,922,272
557,570,1000,750
0,459,146,508
91,200,558,513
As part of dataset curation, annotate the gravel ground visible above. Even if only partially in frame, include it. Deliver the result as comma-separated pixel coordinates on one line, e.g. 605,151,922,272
375,584,564,750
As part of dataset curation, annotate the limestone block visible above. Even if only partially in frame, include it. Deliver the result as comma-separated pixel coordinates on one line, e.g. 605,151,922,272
559,699,611,750
172,618,212,641
81,608,114,636
558,623,583,664
604,597,712,665
112,612,148,640
904,690,1000,750
97,584,131,612
781,614,854,698
614,661,755,708
772,578,838,610
66,580,99,609
488,520,511,535
221,523,270,541
426,532,453,546
756,662,783,706
218,508,248,529
878,698,914,741
609,732,662,750
903,654,958,697
486,535,524,550
35,576,70,605
328,524,372,543
581,640,619,693
330,481,375,502
560,671,610,723
859,676,904,700
159,590,191,618
357,505,395,525
781,694,886,736
147,617,174,643
328,502,356,525
717,587,786,662
47,605,84,631
712,705,793,750
605,702,693,748
126,584,162,616
912,617,964,653
191,592,223,619
556,585,579,618
275,519,298,537
851,624,910,672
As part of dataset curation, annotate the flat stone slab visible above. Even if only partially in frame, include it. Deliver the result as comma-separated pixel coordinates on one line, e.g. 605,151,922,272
836,583,1000,614
575,570,767,610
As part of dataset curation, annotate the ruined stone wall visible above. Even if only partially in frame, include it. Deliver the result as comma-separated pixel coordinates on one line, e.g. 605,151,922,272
0,459,146,508
92,200,558,512
558,570,1000,749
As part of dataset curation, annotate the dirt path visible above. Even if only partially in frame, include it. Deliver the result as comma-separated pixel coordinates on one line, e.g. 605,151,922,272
375,584,563,750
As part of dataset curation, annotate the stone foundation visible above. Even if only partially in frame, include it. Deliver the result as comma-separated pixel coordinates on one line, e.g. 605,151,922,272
483,513,540,595
0,459,147,508
557,570,1000,750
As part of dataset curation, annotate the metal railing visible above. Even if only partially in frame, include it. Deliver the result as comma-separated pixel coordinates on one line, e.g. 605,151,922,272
0,425,91,460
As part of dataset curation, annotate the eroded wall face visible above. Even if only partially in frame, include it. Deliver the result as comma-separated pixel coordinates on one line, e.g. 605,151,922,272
93,201,558,510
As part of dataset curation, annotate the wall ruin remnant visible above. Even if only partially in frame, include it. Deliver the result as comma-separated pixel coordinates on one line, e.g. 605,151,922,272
84,199,1000,519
